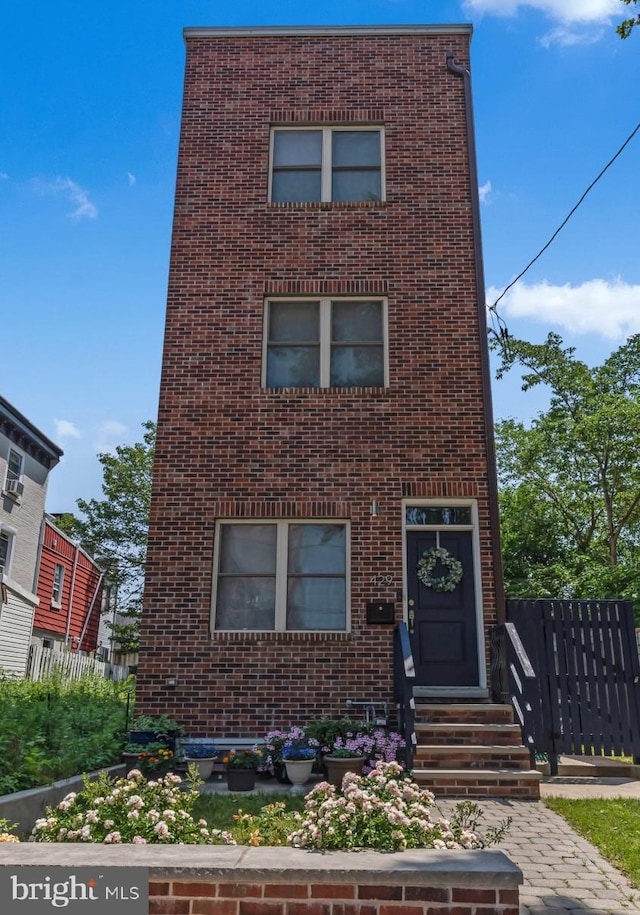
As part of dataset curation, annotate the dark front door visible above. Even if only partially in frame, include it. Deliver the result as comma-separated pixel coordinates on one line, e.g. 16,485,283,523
406,529,479,687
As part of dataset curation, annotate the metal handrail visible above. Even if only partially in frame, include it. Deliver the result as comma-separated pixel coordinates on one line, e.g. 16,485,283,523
393,622,417,770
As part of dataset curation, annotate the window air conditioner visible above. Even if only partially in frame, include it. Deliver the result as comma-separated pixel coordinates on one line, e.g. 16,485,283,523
5,479,24,498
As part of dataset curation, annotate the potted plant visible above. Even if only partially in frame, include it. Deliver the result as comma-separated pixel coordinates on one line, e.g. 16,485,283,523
128,714,184,750
282,745,317,793
323,737,368,787
181,742,218,780
122,741,177,776
223,748,261,792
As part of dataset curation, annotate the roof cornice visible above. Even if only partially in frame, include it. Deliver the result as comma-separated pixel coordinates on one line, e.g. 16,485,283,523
0,396,63,469
184,24,472,40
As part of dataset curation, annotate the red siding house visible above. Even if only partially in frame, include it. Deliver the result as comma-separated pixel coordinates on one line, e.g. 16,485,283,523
138,26,509,746
33,516,104,654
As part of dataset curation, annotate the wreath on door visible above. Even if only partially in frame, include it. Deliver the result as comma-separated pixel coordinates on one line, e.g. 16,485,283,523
417,547,463,593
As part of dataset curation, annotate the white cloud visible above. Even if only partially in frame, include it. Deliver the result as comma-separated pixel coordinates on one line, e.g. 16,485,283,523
464,0,618,24
0,172,8,180
33,176,98,220
479,180,492,204
54,419,82,440
94,420,128,453
487,278,640,340
127,172,136,186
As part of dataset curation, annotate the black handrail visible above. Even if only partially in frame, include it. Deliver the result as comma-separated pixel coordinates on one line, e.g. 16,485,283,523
393,622,417,770
491,622,544,770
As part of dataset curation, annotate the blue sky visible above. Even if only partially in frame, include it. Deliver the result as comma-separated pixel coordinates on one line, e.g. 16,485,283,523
2,0,638,512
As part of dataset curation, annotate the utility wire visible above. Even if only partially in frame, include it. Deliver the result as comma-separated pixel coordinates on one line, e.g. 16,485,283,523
490,118,640,317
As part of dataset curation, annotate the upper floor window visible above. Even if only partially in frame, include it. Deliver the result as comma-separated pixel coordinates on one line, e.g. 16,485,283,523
3,449,24,499
0,530,13,577
264,298,387,389
52,564,64,607
270,128,383,203
213,521,348,632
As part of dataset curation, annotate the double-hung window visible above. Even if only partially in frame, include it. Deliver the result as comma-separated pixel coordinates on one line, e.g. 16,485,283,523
264,298,387,389
0,529,13,578
4,448,23,496
213,521,348,632
270,127,383,203
52,564,64,607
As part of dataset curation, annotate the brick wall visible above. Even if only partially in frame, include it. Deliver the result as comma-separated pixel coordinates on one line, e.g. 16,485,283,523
0,846,521,915
138,27,500,735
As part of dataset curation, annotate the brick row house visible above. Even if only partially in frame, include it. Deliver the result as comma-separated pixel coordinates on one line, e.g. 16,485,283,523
138,21,512,743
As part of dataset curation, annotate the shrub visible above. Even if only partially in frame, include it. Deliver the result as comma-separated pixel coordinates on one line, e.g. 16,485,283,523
287,761,511,851
29,769,234,845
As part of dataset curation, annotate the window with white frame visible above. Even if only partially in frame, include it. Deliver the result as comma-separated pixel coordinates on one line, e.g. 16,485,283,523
264,298,386,389
270,128,383,203
0,530,13,577
5,448,23,488
213,521,347,631
52,563,64,607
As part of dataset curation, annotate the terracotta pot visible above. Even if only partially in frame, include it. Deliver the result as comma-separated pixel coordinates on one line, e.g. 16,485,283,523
324,755,366,787
227,768,257,792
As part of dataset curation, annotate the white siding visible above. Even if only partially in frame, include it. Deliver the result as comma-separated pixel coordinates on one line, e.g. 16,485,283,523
0,577,37,675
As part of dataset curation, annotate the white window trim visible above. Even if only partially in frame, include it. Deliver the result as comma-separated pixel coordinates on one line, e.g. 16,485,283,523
211,519,351,633
269,126,386,203
0,525,16,579
262,296,389,389
52,563,64,609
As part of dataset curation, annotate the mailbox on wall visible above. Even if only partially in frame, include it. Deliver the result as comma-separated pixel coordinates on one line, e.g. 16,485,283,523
366,602,395,624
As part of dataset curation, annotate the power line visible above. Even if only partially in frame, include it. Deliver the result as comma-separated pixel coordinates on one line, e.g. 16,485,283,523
490,118,640,318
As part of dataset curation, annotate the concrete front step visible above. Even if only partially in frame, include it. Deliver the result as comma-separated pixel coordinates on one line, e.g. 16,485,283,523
414,743,532,770
415,722,524,747
414,702,515,725
412,767,542,799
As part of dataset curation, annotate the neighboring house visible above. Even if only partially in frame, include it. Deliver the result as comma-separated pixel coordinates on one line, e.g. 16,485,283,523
33,515,104,655
0,396,63,675
138,25,504,736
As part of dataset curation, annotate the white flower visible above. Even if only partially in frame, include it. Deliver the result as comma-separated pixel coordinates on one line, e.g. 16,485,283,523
104,831,122,844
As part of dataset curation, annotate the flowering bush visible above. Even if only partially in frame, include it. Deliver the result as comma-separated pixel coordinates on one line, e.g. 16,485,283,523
326,729,405,771
223,748,262,770
182,743,218,759
261,726,319,771
0,818,19,843
29,769,234,845
286,761,510,851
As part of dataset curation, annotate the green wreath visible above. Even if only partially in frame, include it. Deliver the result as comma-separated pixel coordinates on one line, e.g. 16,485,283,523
417,547,463,593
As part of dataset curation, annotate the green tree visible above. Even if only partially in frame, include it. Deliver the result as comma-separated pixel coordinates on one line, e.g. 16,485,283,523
617,0,640,38
494,333,640,614
67,421,155,655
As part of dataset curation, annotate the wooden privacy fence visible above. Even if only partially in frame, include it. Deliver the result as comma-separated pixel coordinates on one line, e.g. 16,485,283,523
26,643,130,683
503,599,640,773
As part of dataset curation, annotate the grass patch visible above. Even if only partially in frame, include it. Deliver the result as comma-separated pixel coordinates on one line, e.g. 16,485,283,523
544,797,640,888
194,791,307,833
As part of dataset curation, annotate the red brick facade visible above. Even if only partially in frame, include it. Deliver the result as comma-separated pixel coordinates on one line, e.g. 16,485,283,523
138,26,502,737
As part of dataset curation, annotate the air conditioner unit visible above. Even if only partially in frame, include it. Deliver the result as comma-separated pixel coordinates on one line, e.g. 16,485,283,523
5,479,24,498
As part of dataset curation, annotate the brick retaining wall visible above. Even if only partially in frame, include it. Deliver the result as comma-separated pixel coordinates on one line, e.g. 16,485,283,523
0,846,521,915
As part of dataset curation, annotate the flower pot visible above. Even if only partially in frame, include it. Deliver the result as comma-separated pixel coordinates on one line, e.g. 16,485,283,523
184,757,215,780
227,768,257,792
284,759,314,793
273,760,291,784
324,755,366,788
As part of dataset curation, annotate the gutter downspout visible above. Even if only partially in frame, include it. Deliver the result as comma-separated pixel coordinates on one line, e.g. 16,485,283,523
446,51,506,625
64,544,80,648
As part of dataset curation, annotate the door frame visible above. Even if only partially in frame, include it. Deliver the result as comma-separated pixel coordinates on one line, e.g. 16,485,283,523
401,498,487,696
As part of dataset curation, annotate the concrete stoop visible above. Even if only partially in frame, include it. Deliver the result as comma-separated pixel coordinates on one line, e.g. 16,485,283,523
412,702,541,800
536,754,640,778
